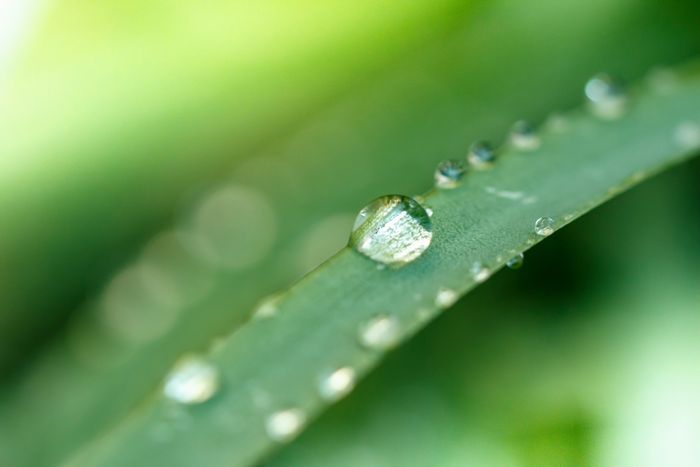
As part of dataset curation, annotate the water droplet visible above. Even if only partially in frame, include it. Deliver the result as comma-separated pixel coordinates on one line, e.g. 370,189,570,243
265,408,306,442
467,141,495,169
349,195,433,267
471,262,490,283
534,217,555,236
358,314,400,350
163,356,220,405
434,159,467,188
510,120,540,151
585,73,626,120
318,366,356,401
674,121,700,150
506,253,524,269
252,295,281,320
435,288,459,308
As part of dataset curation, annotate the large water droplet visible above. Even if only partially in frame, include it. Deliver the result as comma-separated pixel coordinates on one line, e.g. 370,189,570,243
358,314,400,350
506,253,524,269
265,408,306,442
510,120,540,151
349,195,432,267
585,73,626,120
318,366,356,401
534,217,555,236
163,356,220,405
434,159,466,188
467,141,496,169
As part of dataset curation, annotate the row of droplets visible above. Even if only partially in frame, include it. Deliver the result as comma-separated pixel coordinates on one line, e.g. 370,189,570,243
161,310,413,442
433,73,629,190
349,69,697,269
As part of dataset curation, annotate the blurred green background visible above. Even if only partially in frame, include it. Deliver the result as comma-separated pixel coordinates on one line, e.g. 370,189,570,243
1,0,700,466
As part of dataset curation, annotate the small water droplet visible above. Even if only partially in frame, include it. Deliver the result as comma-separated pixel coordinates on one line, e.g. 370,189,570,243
265,408,306,443
435,288,459,308
471,262,491,283
318,367,356,401
506,253,524,269
510,120,540,151
534,217,555,236
163,356,220,405
674,121,700,150
467,141,495,169
585,73,626,120
349,195,432,267
358,314,400,350
252,295,281,319
425,206,434,217
434,159,467,188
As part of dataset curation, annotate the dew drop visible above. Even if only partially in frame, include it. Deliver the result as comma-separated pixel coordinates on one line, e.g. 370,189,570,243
674,121,700,151
434,159,467,188
510,120,540,151
425,207,434,217
358,314,400,350
471,262,491,283
318,366,356,401
252,295,281,320
265,408,306,443
506,253,524,270
585,73,626,120
163,356,220,405
534,217,555,236
349,195,432,267
435,288,459,308
467,141,496,169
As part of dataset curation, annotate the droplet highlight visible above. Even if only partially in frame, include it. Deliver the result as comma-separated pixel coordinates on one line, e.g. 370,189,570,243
585,73,626,120
534,217,555,236
358,314,400,350
506,253,524,270
163,356,220,405
349,195,432,267
467,141,496,169
252,295,281,320
471,262,491,283
318,367,356,401
435,288,459,308
674,121,700,151
265,408,306,443
510,120,540,151
434,159,467,188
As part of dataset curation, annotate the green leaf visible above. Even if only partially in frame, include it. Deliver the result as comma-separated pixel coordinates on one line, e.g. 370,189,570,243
62,64,700,467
